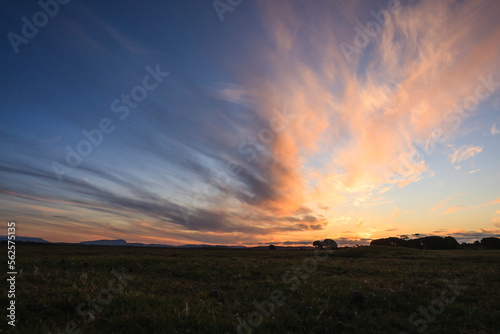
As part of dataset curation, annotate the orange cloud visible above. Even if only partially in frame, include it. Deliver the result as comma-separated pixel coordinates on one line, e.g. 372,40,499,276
442,197,500,214
493,211,500,227
489,198,500,205
443,205,467,214
211,0,500,217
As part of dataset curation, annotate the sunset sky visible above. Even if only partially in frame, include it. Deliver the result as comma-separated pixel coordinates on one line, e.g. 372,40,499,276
1,0,499,246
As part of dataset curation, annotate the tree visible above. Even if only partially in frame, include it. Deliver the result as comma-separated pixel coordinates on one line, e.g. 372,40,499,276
370,237,404,247
268,244,277,250
323,239,338,250
444,236,459,249
481,237,500,249
313,240,323,249
313,239,338,250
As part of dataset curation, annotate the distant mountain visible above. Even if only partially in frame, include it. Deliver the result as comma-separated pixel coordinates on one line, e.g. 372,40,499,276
0,236,50,243
2,237,302,249
80,239,178,247
80,239,129,246
79,239,247,248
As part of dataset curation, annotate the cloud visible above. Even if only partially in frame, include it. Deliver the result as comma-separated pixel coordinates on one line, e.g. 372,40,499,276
0,160,326,242
493,215,500,228
434,229,500,243
282,240,313,246
493,210,500,227
206,83,256,106
441,197,500,214
448,145,483,164
335,237,372,246
489,198,500,205
58,4,148,58
356,218,366,228
468,169,481,174
378,186,392,194
491,123,500,135
246,0,500,211
443,205,466,214
431,192,467,212
391,207,400,218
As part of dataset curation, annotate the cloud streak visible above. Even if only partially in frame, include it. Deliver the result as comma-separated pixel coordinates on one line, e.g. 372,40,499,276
448,145,483,164
491,123,499,135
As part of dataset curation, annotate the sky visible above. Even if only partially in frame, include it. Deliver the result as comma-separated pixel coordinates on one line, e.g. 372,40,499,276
1,0,499,246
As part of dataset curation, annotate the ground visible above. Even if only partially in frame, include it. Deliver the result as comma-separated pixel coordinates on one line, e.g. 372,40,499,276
1,243,499,333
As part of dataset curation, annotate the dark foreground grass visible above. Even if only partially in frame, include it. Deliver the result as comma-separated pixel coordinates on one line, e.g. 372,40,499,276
1,244,499,333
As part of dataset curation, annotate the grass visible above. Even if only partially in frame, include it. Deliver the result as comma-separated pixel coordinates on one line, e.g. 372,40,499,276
1,243,499,333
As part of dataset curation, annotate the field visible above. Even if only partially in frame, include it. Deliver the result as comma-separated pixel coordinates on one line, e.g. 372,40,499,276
1,244,500,333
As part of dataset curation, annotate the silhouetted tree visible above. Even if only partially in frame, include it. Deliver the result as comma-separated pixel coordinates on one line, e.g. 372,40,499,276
371,236,459,250
325,239,338,250
370,237,404,247
481,237,500,249
313,240,323,249
268,244,277,250
313,239,338,250
444,236,459,249
418,236,459,250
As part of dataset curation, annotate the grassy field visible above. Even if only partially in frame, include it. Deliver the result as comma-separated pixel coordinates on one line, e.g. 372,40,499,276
1,244,500,333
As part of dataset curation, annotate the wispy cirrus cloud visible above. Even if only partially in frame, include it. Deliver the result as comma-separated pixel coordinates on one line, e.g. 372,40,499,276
448,145,483,164
441,197,500,215
493,211,500,227
491,123,499,135
236,0,500,214
443,205,467,214
489,198,500,206
431,191,467,212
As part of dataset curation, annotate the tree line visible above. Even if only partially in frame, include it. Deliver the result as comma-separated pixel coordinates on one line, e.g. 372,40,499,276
370,236,500,250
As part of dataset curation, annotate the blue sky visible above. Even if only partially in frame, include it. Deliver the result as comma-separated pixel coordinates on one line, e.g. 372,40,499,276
1,0,499,246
